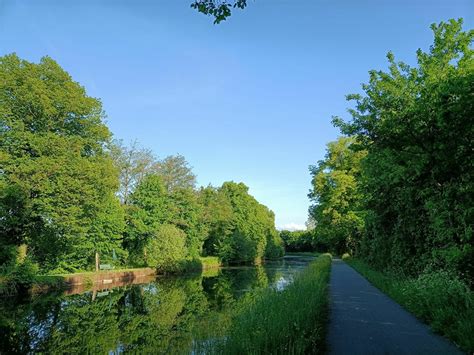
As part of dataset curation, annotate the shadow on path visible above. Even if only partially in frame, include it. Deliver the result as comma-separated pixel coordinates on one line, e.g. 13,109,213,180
327,259,463,355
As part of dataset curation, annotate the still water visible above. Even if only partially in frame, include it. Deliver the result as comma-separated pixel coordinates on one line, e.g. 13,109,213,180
0,255,316,354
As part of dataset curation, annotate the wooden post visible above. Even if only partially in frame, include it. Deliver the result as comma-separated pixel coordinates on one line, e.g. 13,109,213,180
95,251,100,272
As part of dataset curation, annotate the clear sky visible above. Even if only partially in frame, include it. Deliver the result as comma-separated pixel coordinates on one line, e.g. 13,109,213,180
1,0,472,230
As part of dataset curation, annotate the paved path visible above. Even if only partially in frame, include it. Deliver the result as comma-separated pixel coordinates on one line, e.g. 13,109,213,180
327,259,463,355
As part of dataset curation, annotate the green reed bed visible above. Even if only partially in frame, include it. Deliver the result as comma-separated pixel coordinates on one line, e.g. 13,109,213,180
213,254,331,354
346,258,474,353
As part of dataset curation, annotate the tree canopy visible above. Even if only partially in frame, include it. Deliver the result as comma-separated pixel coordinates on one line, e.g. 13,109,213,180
0,54,124,272
308,137,366,255
311,19,473,282
191,0,247,24
0,53,282,275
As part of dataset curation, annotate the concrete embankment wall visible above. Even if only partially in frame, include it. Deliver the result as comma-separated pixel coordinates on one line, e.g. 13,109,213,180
63,268,156,295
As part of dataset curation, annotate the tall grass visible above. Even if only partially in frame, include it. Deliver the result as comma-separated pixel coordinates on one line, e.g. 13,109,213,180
210,254,331,354
346,258,474,353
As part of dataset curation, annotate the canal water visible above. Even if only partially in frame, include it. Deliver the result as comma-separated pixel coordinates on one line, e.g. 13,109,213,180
0,254,316,354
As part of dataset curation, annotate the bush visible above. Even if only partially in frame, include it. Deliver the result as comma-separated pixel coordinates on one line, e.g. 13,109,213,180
146,224,188,273
341,253,351,260
199,256,222,270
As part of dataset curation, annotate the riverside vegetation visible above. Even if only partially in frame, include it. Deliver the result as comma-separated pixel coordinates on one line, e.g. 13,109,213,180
0,53,284,294
304,19,473,352
1,16,472,354
0,255,319,353
217,254,331,354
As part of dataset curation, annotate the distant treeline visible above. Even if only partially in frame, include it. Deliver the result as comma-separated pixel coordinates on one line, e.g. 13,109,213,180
306,19,473,284
0,54,283,277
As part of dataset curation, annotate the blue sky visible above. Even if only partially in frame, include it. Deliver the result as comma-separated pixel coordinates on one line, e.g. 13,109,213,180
1,0,472,230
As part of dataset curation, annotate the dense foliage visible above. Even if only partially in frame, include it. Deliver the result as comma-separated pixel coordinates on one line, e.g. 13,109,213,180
200,182,284,263
0,54,282,278
280,230,314,252
0,54,125,273
310,20,473,283
308,137,366,255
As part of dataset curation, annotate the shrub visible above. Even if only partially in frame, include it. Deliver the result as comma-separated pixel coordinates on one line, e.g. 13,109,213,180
341,253,351,260
146,224,188,273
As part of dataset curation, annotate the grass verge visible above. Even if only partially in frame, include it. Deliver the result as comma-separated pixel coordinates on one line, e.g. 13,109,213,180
216,253,331,354
199,256,222,270
346,258,474,353
285,251,321,257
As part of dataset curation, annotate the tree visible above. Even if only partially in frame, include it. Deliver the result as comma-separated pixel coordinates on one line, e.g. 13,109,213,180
333,19,473,278
110,140,156,205
167,187,204,257
0,54,124,272
208,182,281,263
199,185,235,258
280,230,314,252
125,172,205,265
125,175,169,263
308,137,366,255
153,154,197,192
191,0,247,24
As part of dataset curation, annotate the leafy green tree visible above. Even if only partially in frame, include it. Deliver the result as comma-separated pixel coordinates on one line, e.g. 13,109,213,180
0,54,124,272
125,173,205,265
199,185,235,257
209,182,281,263
125,175,168,263
147,224,188,272
191,0,247,24
308,137,367,255
280,230,315,252
333,19,473,278
110,140,156,205
265,229,285,259
154,154,197,192
167,187,204,257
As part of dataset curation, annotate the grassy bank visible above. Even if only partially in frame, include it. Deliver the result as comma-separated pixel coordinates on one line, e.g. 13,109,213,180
346,258,474,352
211,254,331,354
197,256,222,270
286,252,321,257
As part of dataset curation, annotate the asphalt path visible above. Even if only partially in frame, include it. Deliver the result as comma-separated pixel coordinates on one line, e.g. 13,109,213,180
327,259,463,355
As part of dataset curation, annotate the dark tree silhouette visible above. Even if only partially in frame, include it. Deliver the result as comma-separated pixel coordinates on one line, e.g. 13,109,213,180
191,0,247,23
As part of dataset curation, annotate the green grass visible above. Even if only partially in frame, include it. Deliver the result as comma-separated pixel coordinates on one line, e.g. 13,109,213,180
199,256,222,270
346,258,474,353
285,251,321,257
212,254,331,354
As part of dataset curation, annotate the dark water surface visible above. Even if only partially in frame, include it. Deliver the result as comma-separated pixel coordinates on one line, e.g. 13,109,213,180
0,255,316,354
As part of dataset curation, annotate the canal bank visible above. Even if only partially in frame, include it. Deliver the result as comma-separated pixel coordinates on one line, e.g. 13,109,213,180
0,254,319,353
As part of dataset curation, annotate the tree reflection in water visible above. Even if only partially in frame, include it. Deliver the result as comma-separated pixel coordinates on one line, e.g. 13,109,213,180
0,256,314,354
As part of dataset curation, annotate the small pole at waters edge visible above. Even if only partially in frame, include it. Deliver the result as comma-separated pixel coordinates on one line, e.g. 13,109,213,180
95,251,100,272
